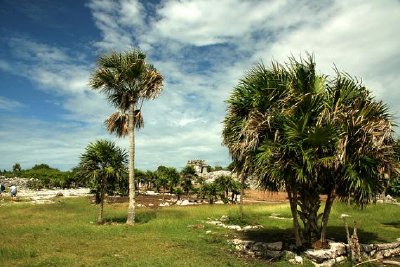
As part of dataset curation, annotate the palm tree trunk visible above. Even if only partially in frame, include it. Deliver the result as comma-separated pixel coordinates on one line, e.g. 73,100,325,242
97,176,106,224
126,102,136,225
286,183,303,248
239,174,244,219
320,188,336,244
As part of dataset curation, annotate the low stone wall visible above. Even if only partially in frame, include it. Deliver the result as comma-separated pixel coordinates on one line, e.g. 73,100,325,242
230,239,400,266
230,239,283,259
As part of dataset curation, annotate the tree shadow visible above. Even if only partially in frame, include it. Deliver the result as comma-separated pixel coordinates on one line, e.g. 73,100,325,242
238,225,383,248
381,220,400,229
324,226,384,244
104,210,157,224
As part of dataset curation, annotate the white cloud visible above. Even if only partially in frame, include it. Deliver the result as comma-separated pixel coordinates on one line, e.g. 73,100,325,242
0,96,25,111
1,0,399,171
151,0,284,46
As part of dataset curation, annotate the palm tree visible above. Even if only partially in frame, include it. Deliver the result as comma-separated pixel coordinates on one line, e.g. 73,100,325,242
90,49,163,225
223,55,396,248
79,140,127,224
180,165,197,199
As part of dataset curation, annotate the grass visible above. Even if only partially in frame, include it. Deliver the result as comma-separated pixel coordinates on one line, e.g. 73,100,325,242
0,197,399,266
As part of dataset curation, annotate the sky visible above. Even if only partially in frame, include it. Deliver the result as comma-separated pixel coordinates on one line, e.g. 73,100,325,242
0,0,399,171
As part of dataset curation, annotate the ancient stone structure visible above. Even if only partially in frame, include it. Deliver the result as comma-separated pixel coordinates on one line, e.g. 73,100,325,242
187,160,209,175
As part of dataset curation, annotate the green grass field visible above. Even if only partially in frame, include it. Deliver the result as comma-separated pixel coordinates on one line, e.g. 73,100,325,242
0,197,399,266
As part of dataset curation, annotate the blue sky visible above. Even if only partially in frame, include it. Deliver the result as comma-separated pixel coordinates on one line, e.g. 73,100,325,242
0,0,399,171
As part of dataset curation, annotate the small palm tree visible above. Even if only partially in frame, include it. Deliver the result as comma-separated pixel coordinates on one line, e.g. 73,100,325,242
180,165,197,199
90,49,163,225
79,140,127,224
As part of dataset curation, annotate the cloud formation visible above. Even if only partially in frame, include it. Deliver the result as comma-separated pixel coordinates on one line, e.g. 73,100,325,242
0,0,399,171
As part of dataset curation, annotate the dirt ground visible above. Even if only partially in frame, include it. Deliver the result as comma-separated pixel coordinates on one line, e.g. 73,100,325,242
106,189,290,207
243,189,288,203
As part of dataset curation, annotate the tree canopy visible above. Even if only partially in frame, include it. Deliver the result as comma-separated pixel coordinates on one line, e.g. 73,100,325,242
223,55,397,248
89,48,163,225
79,139,127,224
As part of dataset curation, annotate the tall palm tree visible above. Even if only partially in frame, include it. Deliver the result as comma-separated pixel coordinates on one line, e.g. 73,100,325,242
90,49,163,225
79,140,127,224
223,55,396,248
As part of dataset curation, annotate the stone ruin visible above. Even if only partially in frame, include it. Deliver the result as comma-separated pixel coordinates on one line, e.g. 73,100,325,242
187,160,209,175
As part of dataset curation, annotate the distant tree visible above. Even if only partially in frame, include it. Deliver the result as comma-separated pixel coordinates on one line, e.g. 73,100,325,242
213,166,224,171
215,175,235,200
156,166,169,201
90,48,163,225
134,169,146,189
201,182,220,204
167,167,180,194
31,163,51,170
144,170,157,190
12,163,21,175
180,165,197,198
174,187,184,200
79,140,127,224
155,166,180,199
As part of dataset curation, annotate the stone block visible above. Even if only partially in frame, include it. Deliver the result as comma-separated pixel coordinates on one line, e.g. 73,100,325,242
266,241,283,251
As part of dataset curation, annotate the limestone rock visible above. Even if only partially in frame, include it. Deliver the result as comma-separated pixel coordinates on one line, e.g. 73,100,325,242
266,241,283,251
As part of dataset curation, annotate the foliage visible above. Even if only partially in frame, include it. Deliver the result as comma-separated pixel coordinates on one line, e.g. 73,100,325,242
3,164,79,189
223,54,397,247
90,48,164,225
180,165,197,196
78,139,127,223
12,162,21,174
215,175,240,202
387,138,400,196
200,182,221,204
155,166,180,197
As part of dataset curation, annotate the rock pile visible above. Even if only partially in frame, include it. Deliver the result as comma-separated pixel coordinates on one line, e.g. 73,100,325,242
0,177,33,187
228,238,400,266
230,239,283,258
376,194,398,204
206,215,263,232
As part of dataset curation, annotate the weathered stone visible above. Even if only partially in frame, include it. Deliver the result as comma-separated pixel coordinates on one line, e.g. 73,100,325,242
226,225,241,231
329,242,347,256
242,225,263,231
375,251,384,259
361,244,376,253
376,242,400,250
252,242,267,251
266,241,283,251
335,256,346,263
264,250,282,258
305,249,336,263
220,215,229,222
295,256,303,264
206,220,224,226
